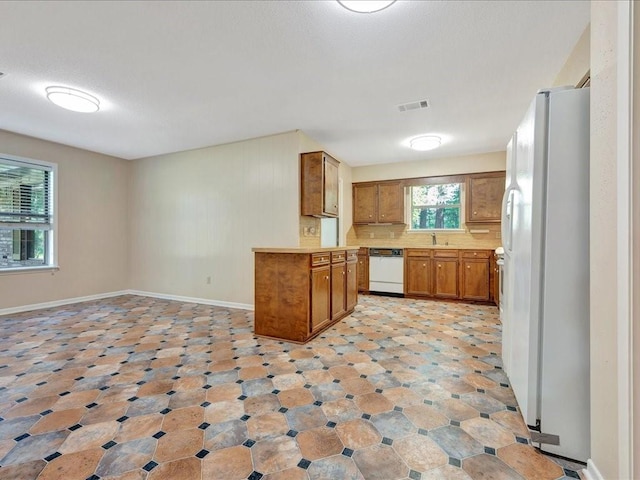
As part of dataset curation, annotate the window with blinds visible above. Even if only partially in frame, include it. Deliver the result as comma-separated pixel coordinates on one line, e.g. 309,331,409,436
0,157,54,269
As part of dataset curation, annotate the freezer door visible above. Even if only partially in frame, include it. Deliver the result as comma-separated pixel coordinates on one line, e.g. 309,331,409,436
537,87,590,461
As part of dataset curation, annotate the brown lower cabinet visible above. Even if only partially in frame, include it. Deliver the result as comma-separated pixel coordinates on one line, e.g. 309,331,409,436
357,247,369,293
331,251,346,320
311,265,330,333
254,248,358,343
346,251,358,310
433,256,458,298
460,251,492,301
404,248,493,303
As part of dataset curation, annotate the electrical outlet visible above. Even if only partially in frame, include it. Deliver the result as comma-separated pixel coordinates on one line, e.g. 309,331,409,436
206,276,212,284
390,232,395,239
496,232,501,239
369,232,374,239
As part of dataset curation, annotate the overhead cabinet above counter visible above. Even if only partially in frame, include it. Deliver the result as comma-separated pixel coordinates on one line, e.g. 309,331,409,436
466,172,506,224
352,171,505,227
301,151,339,218
353,181,405,224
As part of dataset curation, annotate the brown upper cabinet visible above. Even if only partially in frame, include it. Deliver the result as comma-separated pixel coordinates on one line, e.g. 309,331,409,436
301,151,340,218
353,181,404,224
466,172,506,223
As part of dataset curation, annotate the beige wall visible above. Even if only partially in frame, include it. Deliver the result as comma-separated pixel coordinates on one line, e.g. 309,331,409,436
554,24,591,87
351,151,506,183
0,130,130,309
128,131,300,307
590,1,620,477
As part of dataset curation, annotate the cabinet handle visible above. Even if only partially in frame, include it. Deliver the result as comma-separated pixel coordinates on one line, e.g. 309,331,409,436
348,269,352,273
438,264,442,268
369,214,373,218
381,214,385,218
467,265,471,269
422,263,426,267
473,211,477,215
325,276,329,280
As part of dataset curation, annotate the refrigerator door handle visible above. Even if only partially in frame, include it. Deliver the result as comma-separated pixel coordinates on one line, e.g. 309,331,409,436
501,186,516,253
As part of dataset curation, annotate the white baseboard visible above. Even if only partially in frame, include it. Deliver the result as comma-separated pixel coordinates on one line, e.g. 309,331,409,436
582,459,604,480
127,290,254,311
0,290,129,316
0,289,255,317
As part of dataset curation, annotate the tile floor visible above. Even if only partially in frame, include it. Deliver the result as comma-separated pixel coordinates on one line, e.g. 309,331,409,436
0,294,583,480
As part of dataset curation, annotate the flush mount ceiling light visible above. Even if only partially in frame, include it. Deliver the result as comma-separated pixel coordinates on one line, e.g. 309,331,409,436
409,135,442,151
45,86,100,113
337,1,396,13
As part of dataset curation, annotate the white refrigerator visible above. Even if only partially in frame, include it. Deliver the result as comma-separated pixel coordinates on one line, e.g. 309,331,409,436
501,87,590,462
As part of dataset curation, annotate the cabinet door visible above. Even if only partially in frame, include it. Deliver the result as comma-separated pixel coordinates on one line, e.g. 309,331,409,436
405,257,431,295
466,173,506,223
353,184,377,224
357,254,369,292
311,266,331,333
377,182,405,223
331,263,346,320
434,259,458,298
323,155,339,217
491,256,500,306
460,259,490,301
346,261,358,311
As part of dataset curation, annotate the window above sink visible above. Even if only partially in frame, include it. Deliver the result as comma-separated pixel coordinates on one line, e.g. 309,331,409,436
407,183,465,231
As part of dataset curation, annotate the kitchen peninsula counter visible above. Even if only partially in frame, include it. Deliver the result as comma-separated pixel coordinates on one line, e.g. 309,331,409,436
253,247,359,343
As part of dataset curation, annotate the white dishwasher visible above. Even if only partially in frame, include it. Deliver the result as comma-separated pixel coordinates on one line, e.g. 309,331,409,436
368,248,404,295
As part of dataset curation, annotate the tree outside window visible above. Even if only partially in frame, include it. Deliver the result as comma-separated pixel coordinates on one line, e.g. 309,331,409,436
410,183,462,230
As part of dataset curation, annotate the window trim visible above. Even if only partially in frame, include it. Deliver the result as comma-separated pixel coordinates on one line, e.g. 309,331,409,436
406,182,466,232
0,153,58,273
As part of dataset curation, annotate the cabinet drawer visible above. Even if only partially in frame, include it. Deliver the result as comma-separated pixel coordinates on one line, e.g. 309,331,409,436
312,253,330,266
346,251,358,263
331,251,346,263
433,249,458,258
461,250,491,259
406,249,432,258
358,247,369,255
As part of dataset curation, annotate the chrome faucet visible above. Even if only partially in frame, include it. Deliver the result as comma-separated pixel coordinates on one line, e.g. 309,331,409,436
431,233,437,245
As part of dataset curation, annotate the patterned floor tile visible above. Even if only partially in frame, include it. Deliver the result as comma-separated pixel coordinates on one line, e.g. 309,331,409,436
306,454,362,480
36,448,103,480
251,436,301,474
352,444,409,480
0,294,578,480
296,426,344,461
462,453,525,479
201,445,253,480
146,456,201,480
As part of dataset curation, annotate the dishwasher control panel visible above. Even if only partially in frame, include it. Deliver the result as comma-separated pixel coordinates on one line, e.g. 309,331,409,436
369,248,404,257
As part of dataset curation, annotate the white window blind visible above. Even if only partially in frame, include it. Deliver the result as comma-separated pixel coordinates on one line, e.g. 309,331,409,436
0,158,52,230
0,156,54,269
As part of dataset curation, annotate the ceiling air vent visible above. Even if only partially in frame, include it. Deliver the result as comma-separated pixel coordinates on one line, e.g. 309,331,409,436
397,99,429,112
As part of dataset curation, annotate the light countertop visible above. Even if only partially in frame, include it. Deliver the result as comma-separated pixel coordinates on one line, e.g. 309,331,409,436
252,247,360,254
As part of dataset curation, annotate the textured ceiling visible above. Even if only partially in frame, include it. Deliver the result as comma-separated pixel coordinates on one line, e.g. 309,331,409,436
0,1,590,166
